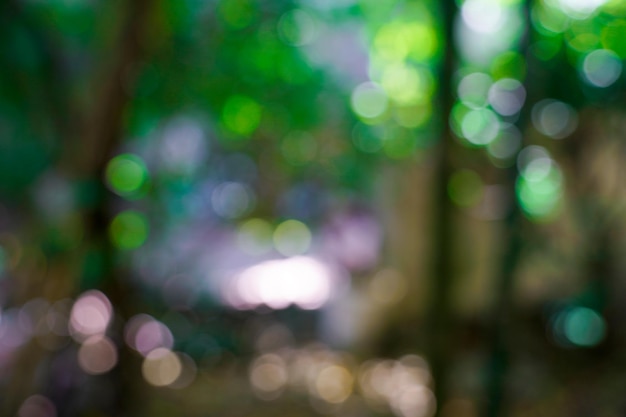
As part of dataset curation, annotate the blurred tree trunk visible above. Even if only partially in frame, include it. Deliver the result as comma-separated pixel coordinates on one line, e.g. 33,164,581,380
2,0,157,415
427,0,458,414
482,2,534,415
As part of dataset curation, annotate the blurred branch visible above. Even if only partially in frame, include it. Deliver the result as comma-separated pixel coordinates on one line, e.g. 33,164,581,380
77,0,156,177
73,0,157,300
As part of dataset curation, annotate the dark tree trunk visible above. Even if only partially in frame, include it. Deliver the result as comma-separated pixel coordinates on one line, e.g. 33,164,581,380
427,1,458,414
2,1,157,415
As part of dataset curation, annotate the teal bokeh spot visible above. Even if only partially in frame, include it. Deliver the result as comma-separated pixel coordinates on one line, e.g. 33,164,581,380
564,307,606,347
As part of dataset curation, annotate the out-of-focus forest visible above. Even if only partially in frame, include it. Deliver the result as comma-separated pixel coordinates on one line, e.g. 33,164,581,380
2,0,626,416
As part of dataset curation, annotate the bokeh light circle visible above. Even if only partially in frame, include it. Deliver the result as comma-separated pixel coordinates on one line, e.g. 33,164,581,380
351,82,389,120
142,348,183,387
488,78,526,116
222,95,262,137
458,72,492,108
18,395,56,417
109,211,149,250
211,182,255,219
278,9,318,46
531,99,578,139
563,307,606,347
78,335,118,375
249,354,288,399
273,219,312,256
581,49,622,88
460,108,500,145
105,154,149,198
314,365,353,404
69,290,113,341
237,218,273,255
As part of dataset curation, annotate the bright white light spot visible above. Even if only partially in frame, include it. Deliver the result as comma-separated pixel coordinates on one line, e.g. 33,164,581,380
229,256,333,310
69,291,112,341
582,49,622,88
78,335,118,375
456,5,523,65
461,0,506,34
351,82,389,119
531,99,578,139
557,0,607,19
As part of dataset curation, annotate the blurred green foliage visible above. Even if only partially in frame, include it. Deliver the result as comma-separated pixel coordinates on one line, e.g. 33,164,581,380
2,0,626,416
